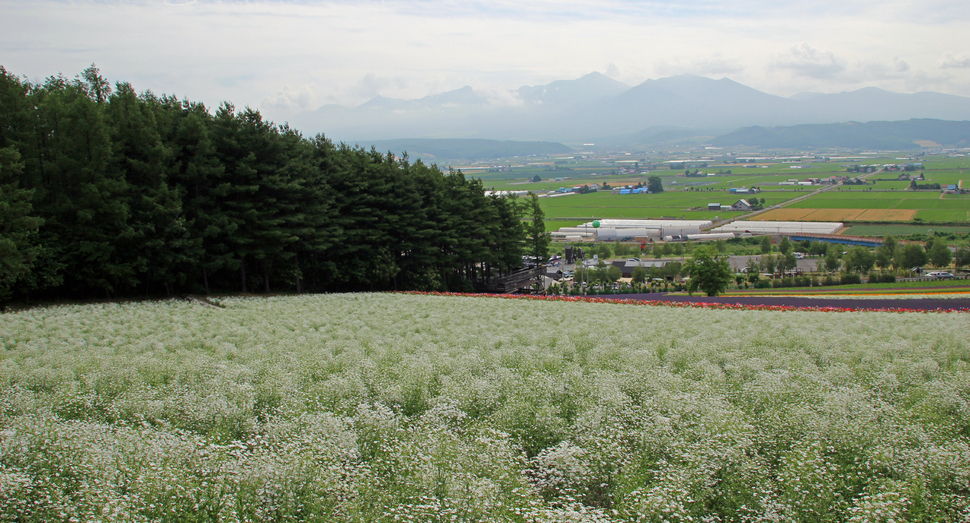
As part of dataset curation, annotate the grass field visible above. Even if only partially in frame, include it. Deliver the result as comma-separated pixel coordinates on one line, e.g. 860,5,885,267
915,209,970,222
476,154,970,228
843,224,970,236
2,294,970,521
788,198,897,209
896,199,970,210
539,191,798,222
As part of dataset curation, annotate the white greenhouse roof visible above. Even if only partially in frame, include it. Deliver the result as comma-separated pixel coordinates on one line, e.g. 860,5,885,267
711,221,843,235
574,219,713,229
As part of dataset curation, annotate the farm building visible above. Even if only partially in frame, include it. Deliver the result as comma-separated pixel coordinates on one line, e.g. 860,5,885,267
686,233,737,242
710,220,844,236
731,200,752,211
553,219,713,242
611,260,668,277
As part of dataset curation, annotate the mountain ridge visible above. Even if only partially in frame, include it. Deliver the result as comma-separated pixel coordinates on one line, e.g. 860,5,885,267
286,73,970,145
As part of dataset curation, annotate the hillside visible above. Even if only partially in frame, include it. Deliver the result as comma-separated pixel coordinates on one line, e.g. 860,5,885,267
709,119,970,149
365,138,573,161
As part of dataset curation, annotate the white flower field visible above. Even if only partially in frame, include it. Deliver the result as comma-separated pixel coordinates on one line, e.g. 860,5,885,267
1,293,969,522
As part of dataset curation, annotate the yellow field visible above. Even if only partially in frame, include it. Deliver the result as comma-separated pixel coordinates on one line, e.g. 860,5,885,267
757,208,815,221
856,209,918,221
803,209,866,221
758,208,917,222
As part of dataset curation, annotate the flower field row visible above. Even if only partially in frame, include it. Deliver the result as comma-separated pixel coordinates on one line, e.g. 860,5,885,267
401,290,970,313
1,293,969,521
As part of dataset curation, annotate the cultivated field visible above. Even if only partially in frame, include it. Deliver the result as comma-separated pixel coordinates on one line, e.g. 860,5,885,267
856,209,919,221
758,208,917,222
2,294,969,521
478,154,969,228
539,191,798,222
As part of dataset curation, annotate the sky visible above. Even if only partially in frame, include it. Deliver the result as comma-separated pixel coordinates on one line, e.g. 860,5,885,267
3,0,970,126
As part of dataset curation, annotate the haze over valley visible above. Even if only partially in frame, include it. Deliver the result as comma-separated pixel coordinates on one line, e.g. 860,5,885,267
290,73,970,146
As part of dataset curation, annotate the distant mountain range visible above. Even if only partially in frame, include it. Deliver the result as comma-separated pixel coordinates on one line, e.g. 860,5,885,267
366,139,572,161
710,120,970,150
362,120,970,161
289,73,970,146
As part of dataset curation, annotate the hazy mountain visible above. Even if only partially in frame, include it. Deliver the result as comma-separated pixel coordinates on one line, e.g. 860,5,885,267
516,72,629,106
365,138,573,162
709,119,970,150
286,73,970,146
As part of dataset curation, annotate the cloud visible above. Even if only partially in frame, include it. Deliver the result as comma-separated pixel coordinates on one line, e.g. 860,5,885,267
479,88,524,107
261,84,315,112
351,73,409,100
941,53,970,69
655,54,744,77
771,43,846,79
854,56,911,81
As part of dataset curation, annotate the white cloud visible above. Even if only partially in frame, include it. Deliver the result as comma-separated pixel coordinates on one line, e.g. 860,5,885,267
941,53,970,69
351,74,409,101
1,0,968,127
261,84,316,113
655,54,744,77
771,43,847,80
478,88,524,108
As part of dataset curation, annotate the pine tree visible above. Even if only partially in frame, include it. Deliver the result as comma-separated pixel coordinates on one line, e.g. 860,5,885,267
107,83,194,295
34,72,134,296
525,192,550,265
0,147,44,309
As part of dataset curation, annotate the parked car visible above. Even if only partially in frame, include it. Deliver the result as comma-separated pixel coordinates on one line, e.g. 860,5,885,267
926,271,955,279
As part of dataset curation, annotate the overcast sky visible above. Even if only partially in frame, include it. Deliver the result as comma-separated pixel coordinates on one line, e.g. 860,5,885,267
3,0,969,125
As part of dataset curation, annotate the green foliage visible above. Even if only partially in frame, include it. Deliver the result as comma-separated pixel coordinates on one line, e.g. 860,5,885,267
955,244,970,269
0,147,43,308
0,65,537,301
606,265,621,283
928,239,953,268
840,272,863,285
647,175,663,193
824,249,842,272
778,236,792,255
760,254,778,274
631,265,648,283
842,246,876,274
898,243,928,270
682,245,733,296
596,243,613,259
760,235,772,254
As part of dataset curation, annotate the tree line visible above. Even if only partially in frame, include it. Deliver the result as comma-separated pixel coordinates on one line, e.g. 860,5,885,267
0,65,548,308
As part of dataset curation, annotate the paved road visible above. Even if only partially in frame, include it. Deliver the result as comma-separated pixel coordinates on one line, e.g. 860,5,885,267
596,292,970,311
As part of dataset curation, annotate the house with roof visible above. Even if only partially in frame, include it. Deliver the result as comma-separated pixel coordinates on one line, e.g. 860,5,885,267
731,199,753,212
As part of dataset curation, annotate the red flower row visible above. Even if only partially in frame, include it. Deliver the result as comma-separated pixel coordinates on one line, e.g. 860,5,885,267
396,291,970,314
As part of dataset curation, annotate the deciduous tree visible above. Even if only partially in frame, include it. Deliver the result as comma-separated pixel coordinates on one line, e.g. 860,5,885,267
682,245,733,296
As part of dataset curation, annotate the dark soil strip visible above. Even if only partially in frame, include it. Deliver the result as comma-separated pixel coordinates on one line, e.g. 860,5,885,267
603,293,970,312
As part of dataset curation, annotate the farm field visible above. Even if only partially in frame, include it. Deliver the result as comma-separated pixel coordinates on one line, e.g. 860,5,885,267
757,208,917,222
843,224,970,236
538,191,799,222
2,294,970,521
765,190,970,223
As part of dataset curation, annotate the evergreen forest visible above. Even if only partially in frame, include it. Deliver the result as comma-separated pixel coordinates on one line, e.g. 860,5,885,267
0,65,546,307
